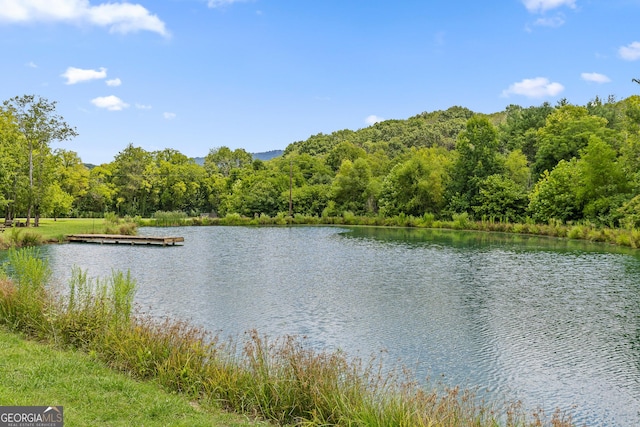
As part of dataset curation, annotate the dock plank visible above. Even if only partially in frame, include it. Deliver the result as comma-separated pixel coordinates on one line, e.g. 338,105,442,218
67,234,184,246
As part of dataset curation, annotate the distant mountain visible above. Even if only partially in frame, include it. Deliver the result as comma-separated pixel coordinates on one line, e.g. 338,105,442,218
252,150,284,161
192,150,283,166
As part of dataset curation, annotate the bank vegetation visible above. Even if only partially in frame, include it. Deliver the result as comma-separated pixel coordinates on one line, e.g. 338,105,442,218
2,94,640,250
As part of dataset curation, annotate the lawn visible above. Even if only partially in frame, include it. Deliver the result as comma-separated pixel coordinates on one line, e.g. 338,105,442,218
0,328,269,427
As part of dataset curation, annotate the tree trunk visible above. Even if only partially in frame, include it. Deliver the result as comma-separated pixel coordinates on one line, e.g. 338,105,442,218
26,140,33,227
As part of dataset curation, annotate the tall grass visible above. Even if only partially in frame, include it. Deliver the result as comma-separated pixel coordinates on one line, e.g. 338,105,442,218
153,210,188,226
0,248,575,427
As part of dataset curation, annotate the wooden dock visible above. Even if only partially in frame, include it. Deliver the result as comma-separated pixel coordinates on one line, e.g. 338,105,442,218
67,234,184,246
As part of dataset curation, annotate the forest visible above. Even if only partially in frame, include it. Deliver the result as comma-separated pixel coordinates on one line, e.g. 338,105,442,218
1,93,640,230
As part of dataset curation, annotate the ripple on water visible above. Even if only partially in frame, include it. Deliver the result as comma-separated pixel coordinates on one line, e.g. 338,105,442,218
35,226,640,426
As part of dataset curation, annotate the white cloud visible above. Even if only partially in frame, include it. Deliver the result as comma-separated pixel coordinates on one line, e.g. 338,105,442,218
534,15,565,27
501,77,565,98
365,115,384,126
106,78,121,87
135,103,152,110
522,0,576,13
208,0,250,8
91,95,129,111
0,0,168,37
26,61,37,68
61,66,106,84
581,72,611,83
163,112,176,120
619,42,640,61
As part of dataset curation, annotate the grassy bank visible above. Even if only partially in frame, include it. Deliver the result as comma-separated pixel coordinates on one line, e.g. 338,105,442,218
3,212,639,252
0,217,137,249
183,212,640,249
0,247,574,426
0,328,268,427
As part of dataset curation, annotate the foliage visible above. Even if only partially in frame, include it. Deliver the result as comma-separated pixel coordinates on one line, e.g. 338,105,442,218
379,147,451,216
473,174,528,223
447,115,504,214
3,93,640,239
533,105,611,176
528,159,582,224
2,95,78,226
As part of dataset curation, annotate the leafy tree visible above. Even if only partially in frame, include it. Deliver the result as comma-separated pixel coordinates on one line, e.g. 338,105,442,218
111,144,155,216
54,149,89,213
379,147,451,216
528,159,582,223
447,116,503,214
504,149,531,189
3,95,77,226
498,102,554,161
204,146,253,176
325,141,367,172
586,95,623,130
577,136,629,223
331,158,374,215
473,174,528,222
533,105,610,176
42,181,74,220
154,149,206,212
0,109,24,220
78,165,116,215
290,184,331,216
226,168,288,217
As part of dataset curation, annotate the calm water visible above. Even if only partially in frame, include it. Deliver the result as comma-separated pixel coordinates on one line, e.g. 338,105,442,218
27,227,640,425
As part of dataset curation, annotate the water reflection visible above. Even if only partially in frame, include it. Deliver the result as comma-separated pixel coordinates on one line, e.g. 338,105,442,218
11,226,640,426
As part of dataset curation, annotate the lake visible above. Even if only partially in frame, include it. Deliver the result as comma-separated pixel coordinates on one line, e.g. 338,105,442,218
32,226,640,425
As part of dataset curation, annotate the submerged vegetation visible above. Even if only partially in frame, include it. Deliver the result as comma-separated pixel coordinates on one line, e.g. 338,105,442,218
0,248,574,426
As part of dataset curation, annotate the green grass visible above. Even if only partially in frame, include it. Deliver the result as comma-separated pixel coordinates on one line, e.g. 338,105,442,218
0,218,138,249
0,328,269,427
34,218,120,240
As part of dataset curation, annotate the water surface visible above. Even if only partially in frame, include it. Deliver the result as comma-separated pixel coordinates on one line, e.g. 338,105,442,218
31,226,640,425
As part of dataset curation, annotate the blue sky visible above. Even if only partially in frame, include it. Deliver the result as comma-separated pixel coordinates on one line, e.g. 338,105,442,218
1,0,639,165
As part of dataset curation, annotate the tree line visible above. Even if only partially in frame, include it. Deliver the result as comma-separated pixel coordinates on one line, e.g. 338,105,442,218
2,94,640,229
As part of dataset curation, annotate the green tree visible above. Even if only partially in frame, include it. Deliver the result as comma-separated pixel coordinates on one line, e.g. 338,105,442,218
54,149,89,214
111,144,155,216
3,95,78,226
42,182,74,220
528,159,582,223
533,105,610,176
204,146,253,177
331,158,374,215
0,109,24,221
325,141,367,172
504,149,531,189
447,116,503,214
225,168,288,217
577,136,629,224
379,147,451,216
498,102,554,162
473,174,528,222
154,149,206,213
